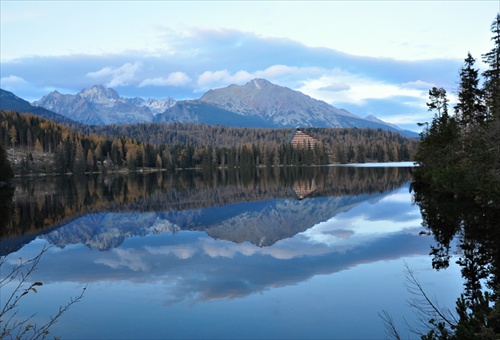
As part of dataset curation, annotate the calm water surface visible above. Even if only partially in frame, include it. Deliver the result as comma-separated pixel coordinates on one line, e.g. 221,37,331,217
0,165,462,339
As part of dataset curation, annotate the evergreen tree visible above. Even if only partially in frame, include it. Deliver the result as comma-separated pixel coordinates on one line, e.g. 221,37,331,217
427,87,449,119
0,141,14,185
455,53,486,130
482,13,500,120
73,141,86,174
480,14,500,204
414,87,461,191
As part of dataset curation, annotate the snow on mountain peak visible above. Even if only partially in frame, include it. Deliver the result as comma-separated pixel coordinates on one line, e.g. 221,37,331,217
32,85,176,125
246,78,273,90
78,85,120,104
143,97,176,115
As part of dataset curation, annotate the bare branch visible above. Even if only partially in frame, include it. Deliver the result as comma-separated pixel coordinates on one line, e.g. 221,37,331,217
403,262,458,336
378,310,401,340
0,245,87,340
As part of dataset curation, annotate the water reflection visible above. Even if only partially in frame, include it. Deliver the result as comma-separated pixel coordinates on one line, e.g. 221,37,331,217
1,166,411,254
1,166,451,339
1,166,424,302
409,179,500,336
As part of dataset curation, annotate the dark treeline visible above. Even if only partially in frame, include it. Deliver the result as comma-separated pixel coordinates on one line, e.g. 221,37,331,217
84,122,292,147
0,140,14,185
301,127,416,163
1,110,418,175
413,15,500,205
86,122,418,163
0,166,411,252
408,14,500,339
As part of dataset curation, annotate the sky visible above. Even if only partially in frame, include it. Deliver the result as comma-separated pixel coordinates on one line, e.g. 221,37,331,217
1,1,499,132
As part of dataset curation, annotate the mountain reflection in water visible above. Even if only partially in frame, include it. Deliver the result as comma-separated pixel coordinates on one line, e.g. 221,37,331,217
1,166,411,254
0,165,461,339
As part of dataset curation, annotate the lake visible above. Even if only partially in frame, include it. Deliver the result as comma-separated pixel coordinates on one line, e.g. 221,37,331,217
0,165,463,339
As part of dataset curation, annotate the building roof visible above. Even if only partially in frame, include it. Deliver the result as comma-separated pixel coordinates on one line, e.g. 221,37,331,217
287,129,319,148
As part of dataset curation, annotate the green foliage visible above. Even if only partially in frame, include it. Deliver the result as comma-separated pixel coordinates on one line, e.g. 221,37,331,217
482,14,500,120
405,14,500,340
414,46,500,201
1,110,418,176
409,177,500,339
414,87,463,194
455,53,487,129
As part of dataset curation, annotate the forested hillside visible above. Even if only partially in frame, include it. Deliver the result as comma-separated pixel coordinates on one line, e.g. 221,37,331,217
86,122,418,162
1,110,418,175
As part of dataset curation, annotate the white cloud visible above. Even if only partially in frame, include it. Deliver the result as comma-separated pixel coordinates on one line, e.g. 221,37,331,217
165,71,191,86
145,245,197,259
195,235,339,260
255,65,300,78
0,75,42,101
1,75,27,85
381,113,433,126
301,214,420,248
139,71,192,87
95,248,150,272
318,82,351,92
402,80,435,90
0,24,464,126
86,66,113,78
202,240,237,258
194,64,325,93
297,71,428,107
196,69,232,89
86,61,142,87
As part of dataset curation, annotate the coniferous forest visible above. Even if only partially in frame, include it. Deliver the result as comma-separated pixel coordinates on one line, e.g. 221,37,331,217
0,109,418,176
408,14,500,339
413,14,500,204
0,140,14,185
2,9,500,340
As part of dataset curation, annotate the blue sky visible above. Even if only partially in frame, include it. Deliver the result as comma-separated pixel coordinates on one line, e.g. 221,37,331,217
1,1,499,131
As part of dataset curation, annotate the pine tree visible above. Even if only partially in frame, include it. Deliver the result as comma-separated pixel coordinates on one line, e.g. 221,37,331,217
482,13,500,120
415,87,460,172
73,141,86,174
0,141,14,185
455,53,486,130
427,87,449,119
481,14,500,194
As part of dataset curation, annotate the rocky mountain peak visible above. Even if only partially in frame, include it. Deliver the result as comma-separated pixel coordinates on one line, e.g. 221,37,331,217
78,85,120,104
34,90,69,107
197,78,359,125
32,85,176,125
25,79,417,136
144,97,176,114
364,115,401,131
244,78,275,90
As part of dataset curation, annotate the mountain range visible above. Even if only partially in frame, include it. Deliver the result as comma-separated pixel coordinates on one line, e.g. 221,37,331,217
39,193,379,251
0,88,78,125
32,85,176,125
1,79,418,137
153,79,417,136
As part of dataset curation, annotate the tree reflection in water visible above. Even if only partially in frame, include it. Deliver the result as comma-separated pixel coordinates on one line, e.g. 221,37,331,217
399,180,500,338
0,166,411,255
